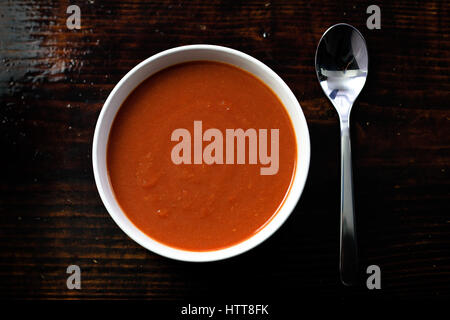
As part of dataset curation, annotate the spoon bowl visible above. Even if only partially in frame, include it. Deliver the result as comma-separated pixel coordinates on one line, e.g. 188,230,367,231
315,23,368,286
316,23,368,119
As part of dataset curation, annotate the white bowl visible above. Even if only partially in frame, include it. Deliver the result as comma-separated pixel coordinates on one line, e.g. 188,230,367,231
92,44,310,262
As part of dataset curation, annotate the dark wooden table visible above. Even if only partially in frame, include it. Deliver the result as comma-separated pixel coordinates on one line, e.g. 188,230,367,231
0,0,449,301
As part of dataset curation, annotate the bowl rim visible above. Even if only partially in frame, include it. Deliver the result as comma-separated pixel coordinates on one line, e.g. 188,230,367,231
92,44,310,262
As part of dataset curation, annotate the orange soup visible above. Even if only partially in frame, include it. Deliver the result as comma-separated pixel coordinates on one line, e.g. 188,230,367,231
107,61,296,251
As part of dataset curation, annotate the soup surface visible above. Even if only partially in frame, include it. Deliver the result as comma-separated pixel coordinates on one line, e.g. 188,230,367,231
107,61,297,251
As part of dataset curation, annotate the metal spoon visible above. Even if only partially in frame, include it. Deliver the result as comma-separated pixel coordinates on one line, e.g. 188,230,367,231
315,23,368,286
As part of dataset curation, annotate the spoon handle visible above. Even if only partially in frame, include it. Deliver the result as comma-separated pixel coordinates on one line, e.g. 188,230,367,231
339,124,358,286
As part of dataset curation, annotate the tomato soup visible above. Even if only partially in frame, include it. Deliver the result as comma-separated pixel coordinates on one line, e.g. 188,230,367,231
107,61,297,251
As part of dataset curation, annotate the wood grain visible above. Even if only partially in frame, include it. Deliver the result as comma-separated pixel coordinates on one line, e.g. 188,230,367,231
0,0,449,300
